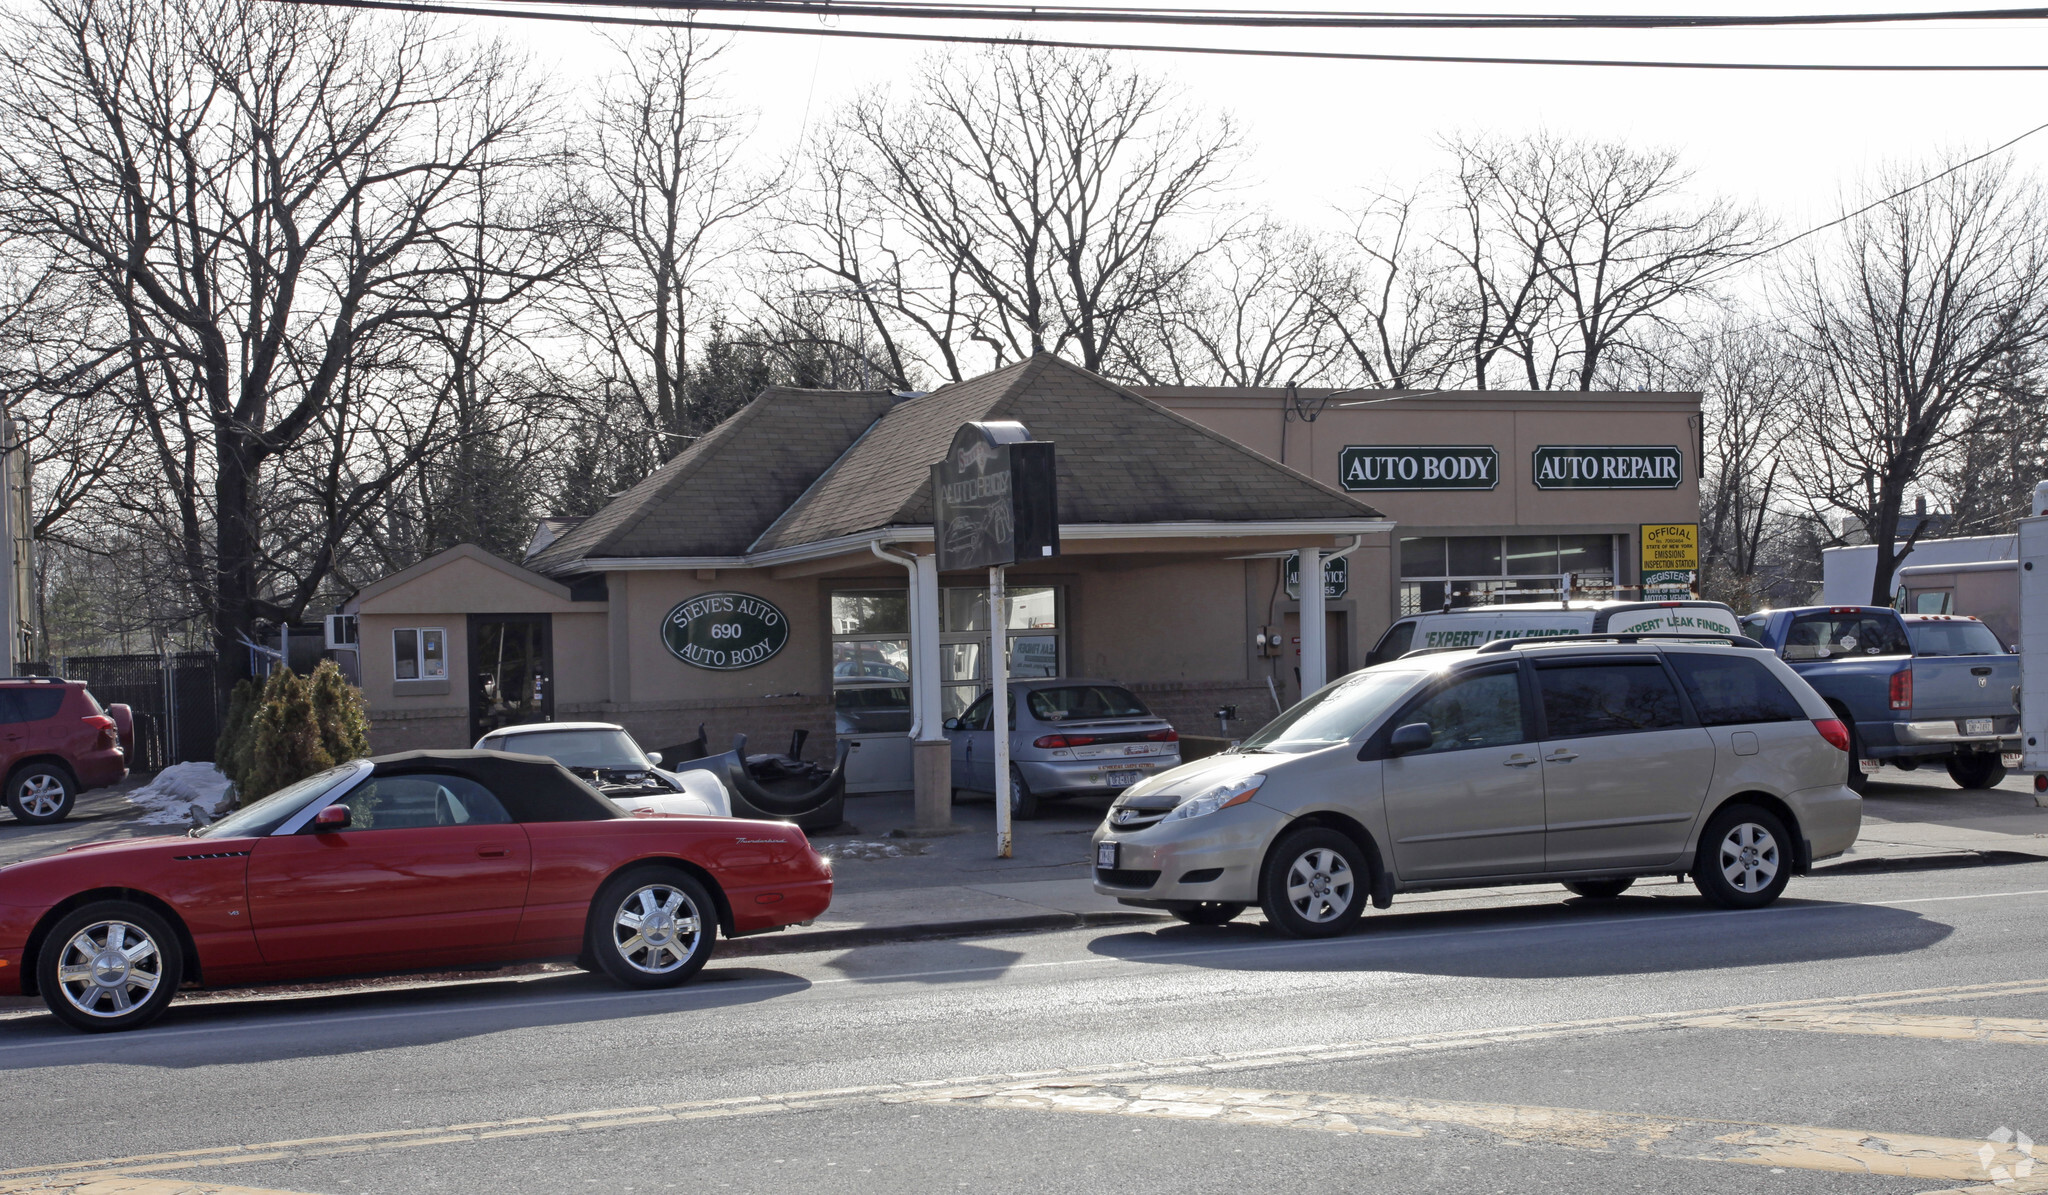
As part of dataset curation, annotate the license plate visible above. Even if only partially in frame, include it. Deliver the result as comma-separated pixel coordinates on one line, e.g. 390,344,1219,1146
1105,770,1144,787
2003,752,2023,767
1858,758,1881,774
1966,718,1994,736
1097,842,1119,869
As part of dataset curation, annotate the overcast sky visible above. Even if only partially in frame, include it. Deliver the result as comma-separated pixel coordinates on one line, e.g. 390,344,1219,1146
470,1,2048,244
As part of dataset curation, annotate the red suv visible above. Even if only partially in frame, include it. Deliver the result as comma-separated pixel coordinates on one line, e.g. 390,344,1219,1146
0,679,130,825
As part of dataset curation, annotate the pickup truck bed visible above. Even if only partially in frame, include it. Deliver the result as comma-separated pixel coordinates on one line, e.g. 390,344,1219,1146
1738,605,2020,791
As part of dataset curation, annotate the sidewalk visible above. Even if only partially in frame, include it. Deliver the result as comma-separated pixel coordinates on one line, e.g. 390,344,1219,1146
729,769,2048,955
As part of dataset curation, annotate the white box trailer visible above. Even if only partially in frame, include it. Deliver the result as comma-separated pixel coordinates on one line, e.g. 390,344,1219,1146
2022,481,2048,786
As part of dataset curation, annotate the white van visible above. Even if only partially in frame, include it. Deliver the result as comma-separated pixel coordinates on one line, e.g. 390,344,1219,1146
1365,600,1743,666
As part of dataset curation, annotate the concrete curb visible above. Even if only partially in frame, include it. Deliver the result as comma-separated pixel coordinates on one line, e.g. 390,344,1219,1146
718,908,1171,958
1811,848,2048,875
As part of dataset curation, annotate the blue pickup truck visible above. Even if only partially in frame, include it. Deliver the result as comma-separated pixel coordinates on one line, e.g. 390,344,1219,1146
1738,606,2022,792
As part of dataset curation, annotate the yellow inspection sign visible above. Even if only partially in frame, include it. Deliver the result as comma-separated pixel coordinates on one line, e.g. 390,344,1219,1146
1640,523,1699,572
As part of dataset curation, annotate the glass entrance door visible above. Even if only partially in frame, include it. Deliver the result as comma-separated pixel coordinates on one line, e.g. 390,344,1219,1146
468,615,554,744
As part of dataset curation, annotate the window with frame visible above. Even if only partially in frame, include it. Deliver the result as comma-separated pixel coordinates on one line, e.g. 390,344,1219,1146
1535,661,1687,737
829,585,1064,727
1399,534,1617,615
394,628,447,681
314,772,511,831
1400,671,1526,754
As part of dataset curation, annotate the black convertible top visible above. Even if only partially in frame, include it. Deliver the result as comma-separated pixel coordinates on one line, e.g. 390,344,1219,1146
369,749,623,823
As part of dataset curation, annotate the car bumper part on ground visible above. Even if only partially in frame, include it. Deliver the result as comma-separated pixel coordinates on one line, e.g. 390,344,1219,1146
1019,753,1179,796
1090,803,1273,905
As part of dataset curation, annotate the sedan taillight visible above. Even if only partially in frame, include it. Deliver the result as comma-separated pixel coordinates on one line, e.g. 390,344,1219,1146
1889,667,1913,711
1145,729,1179,742
1814,718,1851,752
1035,734,1098,749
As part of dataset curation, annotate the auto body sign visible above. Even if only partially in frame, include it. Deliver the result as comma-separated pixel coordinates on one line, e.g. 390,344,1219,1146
663,592,789,670
1340,446,1498,491
1533,446,1684,490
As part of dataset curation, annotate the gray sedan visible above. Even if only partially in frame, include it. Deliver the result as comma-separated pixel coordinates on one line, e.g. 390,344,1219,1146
944,679,1181,819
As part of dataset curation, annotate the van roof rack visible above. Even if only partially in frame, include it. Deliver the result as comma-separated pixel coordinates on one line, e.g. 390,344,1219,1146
1474,632,1766,654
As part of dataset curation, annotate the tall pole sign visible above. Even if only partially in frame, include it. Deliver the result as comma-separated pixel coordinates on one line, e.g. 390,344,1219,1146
933,421,1059,858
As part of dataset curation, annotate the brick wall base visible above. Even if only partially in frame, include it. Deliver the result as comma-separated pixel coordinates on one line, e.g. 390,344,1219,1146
1127,681,1287,741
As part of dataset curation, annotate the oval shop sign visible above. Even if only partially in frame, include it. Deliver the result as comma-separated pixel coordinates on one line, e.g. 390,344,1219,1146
662,592,789,670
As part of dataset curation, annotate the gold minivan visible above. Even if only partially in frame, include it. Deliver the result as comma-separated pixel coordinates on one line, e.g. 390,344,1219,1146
1092,637,1862,936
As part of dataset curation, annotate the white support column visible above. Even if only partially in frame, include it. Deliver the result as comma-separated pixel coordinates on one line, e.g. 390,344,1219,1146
1299,545,1326,697
910,550,951,831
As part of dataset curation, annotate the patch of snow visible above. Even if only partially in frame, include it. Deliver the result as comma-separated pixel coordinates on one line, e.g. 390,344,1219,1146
125,762,234,826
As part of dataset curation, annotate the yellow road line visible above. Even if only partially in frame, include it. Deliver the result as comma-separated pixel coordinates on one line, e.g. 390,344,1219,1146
1,1180,326,1195
1689,1009,2048,1044
5,976,2045,1186
918,1080,2048,1192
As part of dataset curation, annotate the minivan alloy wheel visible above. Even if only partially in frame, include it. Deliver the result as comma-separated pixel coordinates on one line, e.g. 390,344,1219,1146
16,773,66,818
54,919,165,1019
1284,847,1354,923
611,883,703,975
1718,822,1780,893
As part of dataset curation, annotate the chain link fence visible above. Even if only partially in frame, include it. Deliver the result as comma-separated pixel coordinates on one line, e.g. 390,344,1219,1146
59,653,223,773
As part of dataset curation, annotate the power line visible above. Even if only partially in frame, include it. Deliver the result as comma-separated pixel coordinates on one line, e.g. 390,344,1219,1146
275,0,2048,70
464,0,2048,33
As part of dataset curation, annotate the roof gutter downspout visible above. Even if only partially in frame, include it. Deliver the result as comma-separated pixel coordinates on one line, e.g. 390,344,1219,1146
1323,533,1365,567
870,539,923,740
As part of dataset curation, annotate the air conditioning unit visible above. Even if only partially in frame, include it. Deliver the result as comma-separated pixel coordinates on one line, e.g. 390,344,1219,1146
324,613,359,650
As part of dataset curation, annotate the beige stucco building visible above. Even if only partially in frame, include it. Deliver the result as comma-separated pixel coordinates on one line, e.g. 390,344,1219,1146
340,355,1699,808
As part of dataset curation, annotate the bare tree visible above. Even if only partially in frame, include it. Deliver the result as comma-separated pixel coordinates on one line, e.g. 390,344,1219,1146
0,0,571,689
780,46,1239,381
1111,220,1333,387
566,29,776,463
1438,132,1760,390
1305,190,1459,389
1785,157,2048,604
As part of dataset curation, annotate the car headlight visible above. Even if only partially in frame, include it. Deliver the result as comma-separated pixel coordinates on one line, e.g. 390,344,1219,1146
1164,774,1265,822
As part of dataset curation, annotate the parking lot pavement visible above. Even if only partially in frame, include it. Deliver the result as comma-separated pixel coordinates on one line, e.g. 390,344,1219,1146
0,774,163,867
1849,765,2048,863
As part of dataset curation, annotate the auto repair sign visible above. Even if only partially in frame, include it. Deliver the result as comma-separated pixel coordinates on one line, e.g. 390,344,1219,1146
663,592,789,670
1532,446,1684,490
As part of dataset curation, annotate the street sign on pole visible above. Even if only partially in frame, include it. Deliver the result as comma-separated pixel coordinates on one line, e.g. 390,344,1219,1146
931,420,1057,858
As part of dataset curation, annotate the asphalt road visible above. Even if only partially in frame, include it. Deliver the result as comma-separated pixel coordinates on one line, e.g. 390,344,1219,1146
5,856,2047,1195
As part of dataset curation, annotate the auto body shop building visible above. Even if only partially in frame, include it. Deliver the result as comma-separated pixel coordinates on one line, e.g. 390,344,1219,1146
342,354,1699,797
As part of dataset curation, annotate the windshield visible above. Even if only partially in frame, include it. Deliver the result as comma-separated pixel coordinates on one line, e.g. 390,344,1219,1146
1909,621,2006,656
1238,669,1426,752
1027,686,1150,721
488,728,650,770
197,763,363,839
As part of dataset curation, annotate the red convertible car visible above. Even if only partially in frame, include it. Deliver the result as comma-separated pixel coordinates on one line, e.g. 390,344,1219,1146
0,750,833,1032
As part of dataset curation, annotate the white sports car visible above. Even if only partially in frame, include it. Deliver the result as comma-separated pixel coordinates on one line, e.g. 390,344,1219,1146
473,721,731,818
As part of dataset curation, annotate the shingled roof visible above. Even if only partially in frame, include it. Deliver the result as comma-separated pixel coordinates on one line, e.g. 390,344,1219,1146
750,354,1381,550
528,388,898,575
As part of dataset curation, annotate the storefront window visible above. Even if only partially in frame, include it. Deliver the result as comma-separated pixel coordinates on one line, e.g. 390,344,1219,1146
830,586,1064,727
830,591,910,735
1399,536,1617,616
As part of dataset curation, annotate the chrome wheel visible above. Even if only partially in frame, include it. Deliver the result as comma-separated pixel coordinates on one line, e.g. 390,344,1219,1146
1284,847,1354,924
54,919,164,1020
16,773,65,818
610,883,704,975
1718,822,1781,893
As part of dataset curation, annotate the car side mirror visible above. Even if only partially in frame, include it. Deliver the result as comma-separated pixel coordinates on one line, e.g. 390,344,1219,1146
645,751,663,766
311,805,351,832
1388,722,1434,756
944,717,960,731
